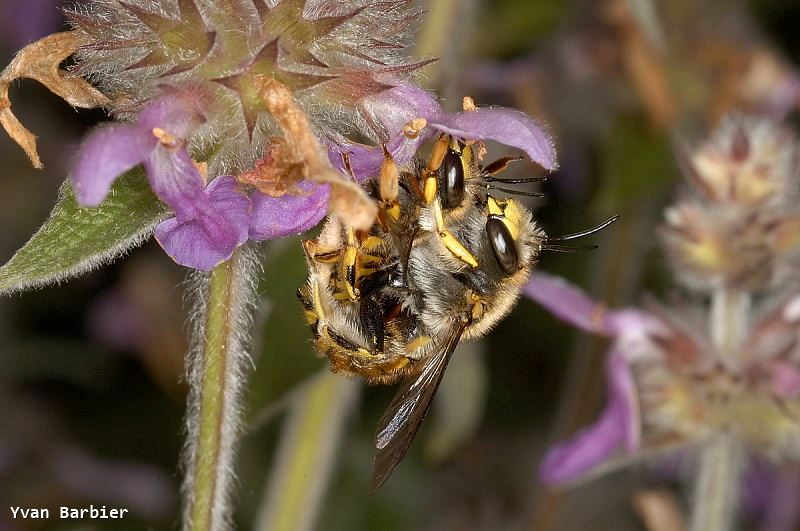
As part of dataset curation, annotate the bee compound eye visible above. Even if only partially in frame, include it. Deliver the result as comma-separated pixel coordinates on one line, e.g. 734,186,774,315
441,150,465,209
486,217,519,275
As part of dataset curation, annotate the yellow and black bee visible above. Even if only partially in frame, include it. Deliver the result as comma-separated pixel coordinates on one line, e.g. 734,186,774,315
298,134,615,491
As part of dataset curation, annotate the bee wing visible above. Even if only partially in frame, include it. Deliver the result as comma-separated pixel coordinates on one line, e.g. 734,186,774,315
370,320,468,493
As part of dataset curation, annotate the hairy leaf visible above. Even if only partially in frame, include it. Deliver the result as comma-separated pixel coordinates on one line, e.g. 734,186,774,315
0,169,169,295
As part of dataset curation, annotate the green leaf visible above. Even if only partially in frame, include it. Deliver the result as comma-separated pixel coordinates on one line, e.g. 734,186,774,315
0,169,169,295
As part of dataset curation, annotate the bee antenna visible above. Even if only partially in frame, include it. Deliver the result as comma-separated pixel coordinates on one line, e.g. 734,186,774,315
485,184,544,197
543,244,599,253
484,176,548,184
546,215,619,242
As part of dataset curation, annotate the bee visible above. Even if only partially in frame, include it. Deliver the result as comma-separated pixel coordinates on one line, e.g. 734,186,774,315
298,134,616,491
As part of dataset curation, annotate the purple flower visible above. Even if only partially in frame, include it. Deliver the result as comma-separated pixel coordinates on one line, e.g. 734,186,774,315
249,180,330,242
525,273,657,484
329,84,558,181
525,273,800,486
71,94,250,270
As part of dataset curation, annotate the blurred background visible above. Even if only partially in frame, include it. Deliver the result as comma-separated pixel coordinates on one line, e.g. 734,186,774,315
1,0,799,529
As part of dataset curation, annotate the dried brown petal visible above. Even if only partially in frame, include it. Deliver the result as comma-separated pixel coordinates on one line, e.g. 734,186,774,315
0,83,41,168
238,140,305,197
257,77,377,230
0,32,110,168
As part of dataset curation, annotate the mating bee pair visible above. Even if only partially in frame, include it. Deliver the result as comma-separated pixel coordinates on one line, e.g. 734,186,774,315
298,134,614,491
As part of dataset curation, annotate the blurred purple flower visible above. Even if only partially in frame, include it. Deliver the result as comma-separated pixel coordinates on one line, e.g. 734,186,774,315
87,289,144,352
525,273,658,484
330,84,558,181
525,272,800,486
0,0,63,50
743,459,800,531
71,94,251,270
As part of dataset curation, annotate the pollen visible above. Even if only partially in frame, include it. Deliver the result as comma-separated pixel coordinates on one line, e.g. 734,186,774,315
151,127,181,148
403,118,427,139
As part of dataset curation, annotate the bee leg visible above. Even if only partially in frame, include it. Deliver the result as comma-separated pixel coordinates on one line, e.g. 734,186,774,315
339,230,389,302
359,295,385,353
339,227,361,301
378,145,402,225
302,239,341,265
421,134,449,205
432,198,478,268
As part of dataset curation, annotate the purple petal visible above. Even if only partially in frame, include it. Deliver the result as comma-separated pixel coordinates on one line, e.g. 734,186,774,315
249,181,330,241
524,273,659,341
343,83,558,180
155,176,250,270
136,92,204,139
361,84,443,137
539,349,638,484
143,146,207,218
524,273,616,335
609,348,640,451
429,108,557,171
328,130,424,183
71,124,156,206
769,360,800,400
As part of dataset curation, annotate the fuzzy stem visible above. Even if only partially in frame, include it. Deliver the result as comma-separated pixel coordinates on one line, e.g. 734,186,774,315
690,288,749,531
183,245,260,531
254,372,359,531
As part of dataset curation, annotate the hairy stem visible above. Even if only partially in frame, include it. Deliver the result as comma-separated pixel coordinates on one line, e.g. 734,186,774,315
254,372,359,531
183,245,260,531
690,288,749,531
691,436,746,531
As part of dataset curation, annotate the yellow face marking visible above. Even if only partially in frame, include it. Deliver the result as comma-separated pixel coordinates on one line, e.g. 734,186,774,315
461,142,474,170
500,200,522,240
487,196,522,240
487,196,504,217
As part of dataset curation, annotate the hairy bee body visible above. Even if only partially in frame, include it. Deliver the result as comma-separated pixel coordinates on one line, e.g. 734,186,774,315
299,134,613,491
298,139,545,385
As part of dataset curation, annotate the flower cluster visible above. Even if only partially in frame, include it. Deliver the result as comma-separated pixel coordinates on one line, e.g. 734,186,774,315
526,116,800,530
527,273,800,484
1,0,557,271
662,117,800,292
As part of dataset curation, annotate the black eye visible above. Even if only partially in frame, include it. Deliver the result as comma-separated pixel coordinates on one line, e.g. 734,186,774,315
441,150,465,209
486,217,519,275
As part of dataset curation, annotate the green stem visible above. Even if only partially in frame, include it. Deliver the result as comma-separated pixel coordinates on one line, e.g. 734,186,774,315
183,245,259,531
254,371,359,531
689,288,749,531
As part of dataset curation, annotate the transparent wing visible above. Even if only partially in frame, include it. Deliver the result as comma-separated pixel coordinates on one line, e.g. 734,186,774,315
370,320,468,493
